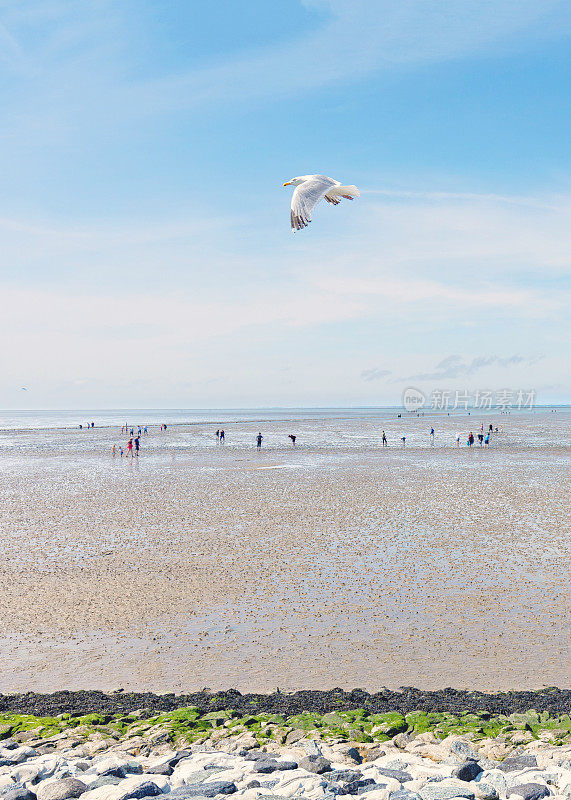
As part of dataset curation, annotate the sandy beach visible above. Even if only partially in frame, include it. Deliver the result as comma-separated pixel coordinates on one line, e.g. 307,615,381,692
0,409,569,693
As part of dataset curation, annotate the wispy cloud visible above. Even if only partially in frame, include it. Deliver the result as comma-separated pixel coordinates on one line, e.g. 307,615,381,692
361,368,391,382
1,0,570,121
403,354,545,382
126,0,571,111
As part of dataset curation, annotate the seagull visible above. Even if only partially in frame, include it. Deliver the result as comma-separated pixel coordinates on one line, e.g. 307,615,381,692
283,174,360,231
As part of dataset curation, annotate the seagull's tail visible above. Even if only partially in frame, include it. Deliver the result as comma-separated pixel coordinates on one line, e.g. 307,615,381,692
337,185,360,200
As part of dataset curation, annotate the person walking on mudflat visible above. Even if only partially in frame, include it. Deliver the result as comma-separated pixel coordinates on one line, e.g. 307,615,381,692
382,430,387,446
256,432,263,449
288,434,296,446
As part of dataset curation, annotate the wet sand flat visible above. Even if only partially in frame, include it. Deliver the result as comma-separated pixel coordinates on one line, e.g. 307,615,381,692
0,410,569,692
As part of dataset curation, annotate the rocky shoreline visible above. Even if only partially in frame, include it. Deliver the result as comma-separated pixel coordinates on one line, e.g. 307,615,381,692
1,690,570,719
0,699,570,800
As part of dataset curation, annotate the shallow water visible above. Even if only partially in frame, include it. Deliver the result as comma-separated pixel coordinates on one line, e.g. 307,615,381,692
0,407,569,693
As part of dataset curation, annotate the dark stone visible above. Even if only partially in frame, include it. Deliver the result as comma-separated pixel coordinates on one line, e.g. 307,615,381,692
253,760,279,773
325,770,362,784
171,751,192,766
377,768,413,783
342,779,376,795
453,761,483,782
390,792,422,800
499,755,539,773
116,782,162,800
299,756,331,774
89,778,121,790
507,784,550,800
242,751,267,760
3,790,36,800
346,748,363,765
274,761,298,771
98,767,127,779
121,761,144,775
245,782,260,790
359,785,388,795
171,782,237,797
145,764,173,776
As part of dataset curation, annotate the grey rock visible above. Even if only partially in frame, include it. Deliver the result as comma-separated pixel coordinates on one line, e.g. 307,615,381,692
299,756,332,775
390,792,422,800
500,756,538,773
89,778,122,790
303,741,323,757
394,734,414,750
116,782,162,800
507,784,550,800
285,730,306,746
362,747,387,763
254,760,279,773
242,751,267,761
144,764,172,777
480,772,507,795
325,770,362,784
346,748,363,765
171,752,192,767
169,781,237,797
450,743,480,762
36,778,87,800
274,761,298,771
35,779,87,800
358,785,388,796
473,783,498,800
97,767,127,779
419,785,475,800
342,778,376,795
376,768,413,783
120,762,143,776
245,782,260,790
386,761,409,771
453,762,483,782
3,789,37,800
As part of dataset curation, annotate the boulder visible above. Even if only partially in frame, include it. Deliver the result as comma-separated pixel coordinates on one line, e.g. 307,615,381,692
507,784,550,800
453,762,483,782
500,756,539,773
36,779,87,800
298,755,331,774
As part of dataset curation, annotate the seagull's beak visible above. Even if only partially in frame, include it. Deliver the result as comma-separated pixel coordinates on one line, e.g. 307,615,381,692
283,181,292,186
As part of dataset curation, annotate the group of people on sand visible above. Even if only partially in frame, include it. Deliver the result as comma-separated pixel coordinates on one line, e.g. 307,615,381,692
379,424,500,448
216,430,296,448
112,423,153,458
458,423,499,448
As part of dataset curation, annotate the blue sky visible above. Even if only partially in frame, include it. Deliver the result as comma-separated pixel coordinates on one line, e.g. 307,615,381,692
1,0,570,408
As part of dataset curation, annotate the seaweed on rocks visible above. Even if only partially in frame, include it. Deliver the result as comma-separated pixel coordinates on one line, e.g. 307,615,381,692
0,687,569,718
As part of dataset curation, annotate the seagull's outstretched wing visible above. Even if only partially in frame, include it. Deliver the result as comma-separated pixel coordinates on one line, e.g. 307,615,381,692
291,175,338,231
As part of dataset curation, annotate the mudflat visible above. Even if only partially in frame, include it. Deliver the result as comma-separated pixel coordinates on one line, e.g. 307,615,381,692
0,409,569,692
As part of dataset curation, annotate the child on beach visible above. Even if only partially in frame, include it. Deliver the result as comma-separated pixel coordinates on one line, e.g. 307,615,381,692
112,445,116,457
127,439,133,457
